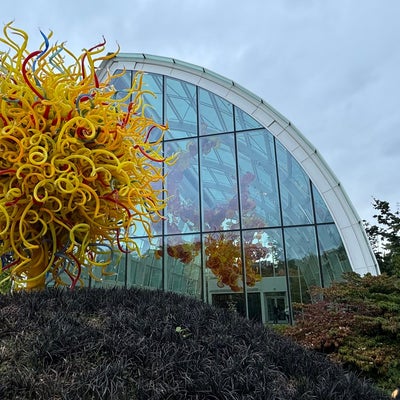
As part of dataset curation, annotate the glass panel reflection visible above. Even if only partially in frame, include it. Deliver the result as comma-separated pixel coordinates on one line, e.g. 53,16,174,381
164,139,200,234
285,226,321,305
212,292,246,317
89,250,127,288
247,292,262,322
276,141,314,225
138,72,164,143
110,69,132,102
126,236,163,289
312,183,334,223
237,130,281,228
200,134,239,231
204,231,246,292
165,234,201,298
199,88,234,134
235,106,263,131
242,229,285,278
141,72,163,124
242,228,288,324
165,77,197,139
204,231,245,316
317,224,352,286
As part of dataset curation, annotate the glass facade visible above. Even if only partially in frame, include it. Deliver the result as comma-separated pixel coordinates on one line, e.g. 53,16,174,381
90,68,354,324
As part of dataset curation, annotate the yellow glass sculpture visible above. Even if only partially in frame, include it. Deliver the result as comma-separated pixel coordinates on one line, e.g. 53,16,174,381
0,23,173,291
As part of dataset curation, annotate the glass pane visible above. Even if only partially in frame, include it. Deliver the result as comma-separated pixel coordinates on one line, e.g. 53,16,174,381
247,292,262,322
141,72,163,125
164,139,200,234
276,141,314,225
234,106,262,131
126,236,163,289
110,69,132,102
204,231,245,317
199,88,234,134
165,234,201,298
312,183,334,223
285,226,321,305
242,228,288,324
90,248,127,288
165,77,197,139
237,130,281,228
242,228,285,278
265,293,289,324
212,292,246,316
200,134,239,231
317,224,352,286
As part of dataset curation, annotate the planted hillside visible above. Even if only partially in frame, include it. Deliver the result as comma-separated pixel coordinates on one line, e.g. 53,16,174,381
0,288,389,400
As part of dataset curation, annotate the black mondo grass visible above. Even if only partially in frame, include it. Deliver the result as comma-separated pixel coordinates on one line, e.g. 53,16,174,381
0,287,389,400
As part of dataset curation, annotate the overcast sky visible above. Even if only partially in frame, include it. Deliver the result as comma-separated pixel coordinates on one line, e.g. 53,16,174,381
2,0,399,223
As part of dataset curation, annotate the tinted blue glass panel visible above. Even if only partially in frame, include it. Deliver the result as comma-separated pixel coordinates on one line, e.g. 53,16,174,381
111,69,132,101
235,106,262,131
276,141,314,225
164,139,200,234
237,130,281,228
317,224,351,286
285,226,321,303
199,88,234,134
200,134,239,231
140,72,163,125
165,78,197,139
312,183,334,223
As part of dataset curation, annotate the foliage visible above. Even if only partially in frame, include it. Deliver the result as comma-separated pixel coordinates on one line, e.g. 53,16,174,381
0,287,388,399
364,199,400,276
0,269,11,294
283,272,400,392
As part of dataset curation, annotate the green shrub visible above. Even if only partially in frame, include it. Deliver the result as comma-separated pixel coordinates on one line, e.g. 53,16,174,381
283,272,400,393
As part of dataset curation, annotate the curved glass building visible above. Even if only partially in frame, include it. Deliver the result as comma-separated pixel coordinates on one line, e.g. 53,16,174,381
94,53,379,323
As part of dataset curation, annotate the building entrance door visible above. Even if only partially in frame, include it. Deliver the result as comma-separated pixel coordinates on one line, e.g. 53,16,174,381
265,293,287,324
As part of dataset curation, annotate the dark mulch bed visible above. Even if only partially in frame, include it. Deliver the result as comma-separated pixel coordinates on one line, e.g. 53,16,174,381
0,287,389,399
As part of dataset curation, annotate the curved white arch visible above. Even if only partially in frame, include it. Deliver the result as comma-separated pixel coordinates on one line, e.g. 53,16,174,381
99,53,379,276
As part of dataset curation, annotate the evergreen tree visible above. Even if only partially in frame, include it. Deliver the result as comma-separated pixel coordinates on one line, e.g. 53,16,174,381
364,199,400,276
